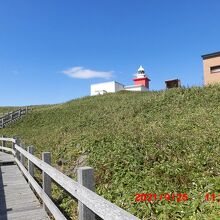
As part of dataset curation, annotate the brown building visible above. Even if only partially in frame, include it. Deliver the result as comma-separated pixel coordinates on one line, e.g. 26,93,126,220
202,52,220,85
165,79,181,89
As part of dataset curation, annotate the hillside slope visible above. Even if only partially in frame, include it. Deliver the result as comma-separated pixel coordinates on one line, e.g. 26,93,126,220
0,107,18,115
2,85,220,219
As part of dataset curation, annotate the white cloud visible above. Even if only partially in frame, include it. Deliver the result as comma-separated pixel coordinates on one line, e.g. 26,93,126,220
62,66,113,79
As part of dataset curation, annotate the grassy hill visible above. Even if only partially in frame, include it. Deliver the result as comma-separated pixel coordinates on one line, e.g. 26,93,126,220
0,107,18,115
1,85,220,219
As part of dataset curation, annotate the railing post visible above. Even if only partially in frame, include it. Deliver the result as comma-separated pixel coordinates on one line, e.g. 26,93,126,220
12,136,16,154
18,109,21,117
10,112,12,121
20,143,25,166
28,146,35,178
42,152,51,211
77,167,96,220
1,118,4,128
1,135,6,151
14,138,21,160
26,106,28,114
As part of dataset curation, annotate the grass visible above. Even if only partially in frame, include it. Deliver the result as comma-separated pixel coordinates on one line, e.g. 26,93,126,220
1,85,220,219
0,107,18,116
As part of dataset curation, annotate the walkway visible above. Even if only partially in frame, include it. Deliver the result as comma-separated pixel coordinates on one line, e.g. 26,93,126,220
0,151,49,220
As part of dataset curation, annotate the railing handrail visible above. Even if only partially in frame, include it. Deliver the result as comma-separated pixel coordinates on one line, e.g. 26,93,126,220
0,107,29,128
0,137,140,220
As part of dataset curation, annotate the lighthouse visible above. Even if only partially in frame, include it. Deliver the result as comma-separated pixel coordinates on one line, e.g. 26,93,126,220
90,65,150,95
133,65,150,89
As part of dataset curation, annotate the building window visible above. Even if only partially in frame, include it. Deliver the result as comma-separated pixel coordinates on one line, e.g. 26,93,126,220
210,65,220,73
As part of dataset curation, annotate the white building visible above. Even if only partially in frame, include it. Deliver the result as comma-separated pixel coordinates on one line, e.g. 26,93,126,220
90,66,150,96
90,81,124,96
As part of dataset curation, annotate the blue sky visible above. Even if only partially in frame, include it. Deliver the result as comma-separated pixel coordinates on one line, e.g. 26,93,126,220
1,0,220,106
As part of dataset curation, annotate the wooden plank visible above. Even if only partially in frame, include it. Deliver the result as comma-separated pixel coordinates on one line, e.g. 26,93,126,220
0,163,49,220
20,143,25,166
0,138,16,143
0,146,15,155
42,152,52,211
15,158,67,220
77,167,96,220
2,135,6,151
28,146,34,178
0,151,14,165
0,207,49,220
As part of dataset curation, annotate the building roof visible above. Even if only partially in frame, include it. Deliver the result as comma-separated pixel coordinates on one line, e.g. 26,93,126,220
201,51,220,59
165,78,180,83
138,65,145,72
91,81,124,86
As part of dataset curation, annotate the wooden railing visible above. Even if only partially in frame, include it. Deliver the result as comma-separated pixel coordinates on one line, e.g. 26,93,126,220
0,137,140,220
0,107,29,128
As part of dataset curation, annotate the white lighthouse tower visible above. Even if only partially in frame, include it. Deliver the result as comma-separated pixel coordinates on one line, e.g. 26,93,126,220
137,65,146,78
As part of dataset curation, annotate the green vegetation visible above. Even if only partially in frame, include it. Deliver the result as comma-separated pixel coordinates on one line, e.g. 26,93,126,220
1,85,220,219
0,107,18,115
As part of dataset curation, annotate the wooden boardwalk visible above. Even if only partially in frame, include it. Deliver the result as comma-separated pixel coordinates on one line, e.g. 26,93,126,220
0,152,49,220
0,137,140,220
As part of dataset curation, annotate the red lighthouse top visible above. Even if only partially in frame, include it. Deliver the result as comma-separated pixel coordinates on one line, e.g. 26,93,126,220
133,66,150,89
